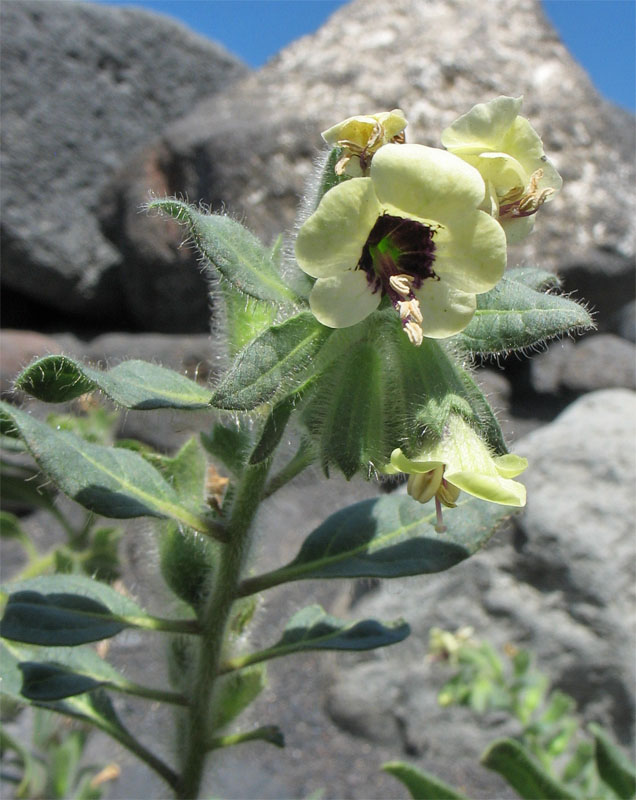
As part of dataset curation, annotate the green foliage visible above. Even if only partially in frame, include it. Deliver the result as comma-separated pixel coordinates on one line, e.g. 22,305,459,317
1,591,129,646
0,402,211,532
1,707,116,800
456,269,594,357
200,422,252,478
211,312,332,410
482,738,580,799
313,146,352,207
590,723,636,800
424,629,636,799
15,356,212,409
222,605,410,671
382,761,469,799
147,199,303,304
211,666,267,732
238,493,515,595
159,522,217,612
0,575,197,645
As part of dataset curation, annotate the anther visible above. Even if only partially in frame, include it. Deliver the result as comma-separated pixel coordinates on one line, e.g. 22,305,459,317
404,321,424,347
389,274,414,297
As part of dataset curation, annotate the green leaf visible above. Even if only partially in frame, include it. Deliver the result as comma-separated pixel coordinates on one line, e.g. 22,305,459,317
201,422,252,477
45,407,118,445
211,312,332,410
0,641,26,702
303,339,386,479
148,199,299,303
505,266,562,291
19,662,102,700
83,526,123,583
314,147,352,207
212,666,267,731
15,356,211,409
0,638,179,790
0,510,28,541
149,437,208,504
589,722,636,800
481,738,579,800
222,285,279,357
0,464,58,514
1,591,129,645
0,402,210,531
5,639,126,702
0,575,178,645
209,724,285,751
224,605,410,671
249,396,295,465
238,493,514,595
15,646,186,706
382,761,469,800
457,275,594,356
300,311,509,480
158,521,217,611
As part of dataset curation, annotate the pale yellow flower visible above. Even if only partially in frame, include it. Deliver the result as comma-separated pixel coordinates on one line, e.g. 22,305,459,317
321,110,407,176
441,96,562,242
295,144,507,345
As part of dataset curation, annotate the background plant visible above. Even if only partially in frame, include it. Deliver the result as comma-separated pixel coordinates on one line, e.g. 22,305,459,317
383,628,636,800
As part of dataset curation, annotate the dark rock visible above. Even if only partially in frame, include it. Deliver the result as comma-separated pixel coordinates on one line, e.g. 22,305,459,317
530,333,636,395
105,0,635,331
0,0,248,327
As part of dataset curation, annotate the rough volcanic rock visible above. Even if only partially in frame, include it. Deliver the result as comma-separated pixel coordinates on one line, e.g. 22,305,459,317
0,0,248,326
324,389,636,788
530,333,636,396
103,0,635,331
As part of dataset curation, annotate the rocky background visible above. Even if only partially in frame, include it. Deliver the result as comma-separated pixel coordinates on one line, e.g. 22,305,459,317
1,0,634,798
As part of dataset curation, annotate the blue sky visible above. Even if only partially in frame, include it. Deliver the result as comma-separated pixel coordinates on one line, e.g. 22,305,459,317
93,0,635,112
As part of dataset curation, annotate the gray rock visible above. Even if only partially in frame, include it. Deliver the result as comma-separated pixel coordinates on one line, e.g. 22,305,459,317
531,333,636,395
0,0,248,324
105,0,635,330
612,300,636,343
324,389,636,787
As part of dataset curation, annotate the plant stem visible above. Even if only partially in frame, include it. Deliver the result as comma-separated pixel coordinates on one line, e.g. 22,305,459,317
176,458,272,799
262,438,316,499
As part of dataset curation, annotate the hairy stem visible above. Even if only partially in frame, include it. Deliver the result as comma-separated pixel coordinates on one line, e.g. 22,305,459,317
176,458,272,799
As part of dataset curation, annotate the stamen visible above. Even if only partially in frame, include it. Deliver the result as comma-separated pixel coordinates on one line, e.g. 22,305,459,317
389,273,414,297
407,297,423,324
499,169,554,219
404,321,424,347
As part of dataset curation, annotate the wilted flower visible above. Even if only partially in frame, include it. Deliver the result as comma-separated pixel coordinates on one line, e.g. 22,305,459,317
322,109,407,176
441,96,562,242
384,415,527,531
295,143,507,345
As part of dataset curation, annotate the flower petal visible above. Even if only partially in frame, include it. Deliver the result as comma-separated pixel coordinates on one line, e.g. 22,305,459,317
370,144,485,224
493,454,529,478
389,447,444,475
446,471,527,507
414,280,477,338
500,215,536,244
295,178,381,278
441,96,524,150
434,210,507,294
308,270,381,328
